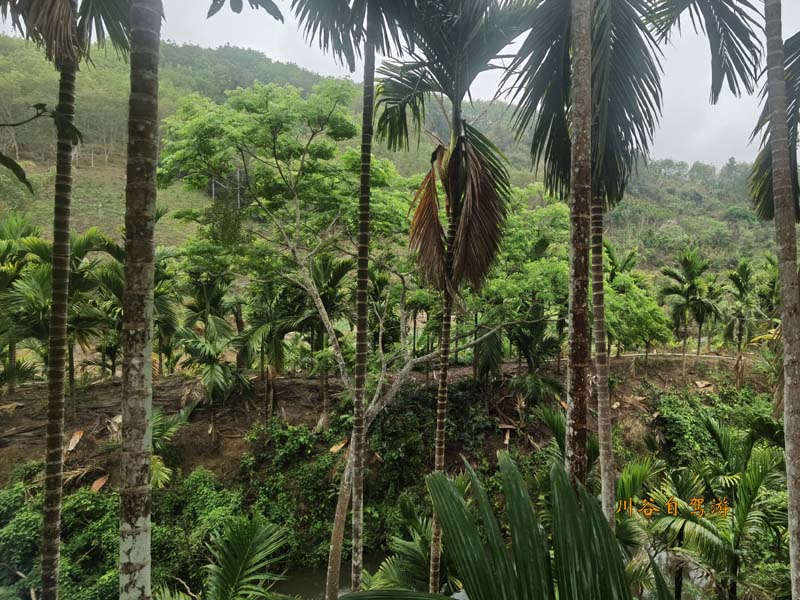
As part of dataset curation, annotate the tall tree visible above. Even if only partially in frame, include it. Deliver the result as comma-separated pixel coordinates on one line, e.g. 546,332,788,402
660,248,711,376
0,4,129,598
40,9,79,599
505,0,662,518
0,214,42,401
118,1,161,598
763,1,800,595
290,1,413,592
725,259,761,386
375,0,526,589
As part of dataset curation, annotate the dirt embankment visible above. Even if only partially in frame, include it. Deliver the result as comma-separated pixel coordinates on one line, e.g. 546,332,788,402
0,353,761,487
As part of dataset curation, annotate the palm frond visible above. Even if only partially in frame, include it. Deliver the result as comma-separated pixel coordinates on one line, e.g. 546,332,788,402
652,0,762,103
409,146,447,291
76,0,131,56
376,60,438,151
451,124,511,289
749,30,800,220
504,0,571,198
204,517,287,600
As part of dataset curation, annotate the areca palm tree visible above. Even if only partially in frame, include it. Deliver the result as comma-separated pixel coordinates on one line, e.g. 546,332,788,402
660,248,711,376
244,283,300,420
748,17,800,595
504,0,662,516
0,5,130,598
620,418,786,600
689,275,721,358
0,213,42,399
118,1,160,598
725,260,763,386
375,1,527,589
290,1,415,591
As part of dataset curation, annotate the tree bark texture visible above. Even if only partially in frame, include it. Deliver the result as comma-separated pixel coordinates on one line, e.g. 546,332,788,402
119,2,161,599
565,0,592,485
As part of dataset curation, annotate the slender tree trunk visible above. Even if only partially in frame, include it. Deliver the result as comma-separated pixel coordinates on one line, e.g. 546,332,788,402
7,336,16,400
412,313,417,358
565,0,592,485
674,527,684,600
325,448,354,600
260,343,267,421
765,2,800,596
682,318,688,377
68,342,75,401
233,304,247,372
429,103,463,593
644,342,650,376
350,8,377,590
591,197,614,525
472,313,478,379
696,322,702,358
40,33,77,600
119,3,161,598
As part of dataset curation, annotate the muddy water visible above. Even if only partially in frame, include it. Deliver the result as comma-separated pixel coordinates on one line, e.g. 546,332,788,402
274,556,384,599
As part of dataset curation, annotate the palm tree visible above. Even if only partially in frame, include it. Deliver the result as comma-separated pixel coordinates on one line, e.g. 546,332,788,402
725,260,762,386
155,517,287,600
375,1,526,588
621,418,786,600
294,255,355,432
747,8,800,592
175,318,249,405
504,0,662,515
0,5,130,598
118,1,160,598
290,1,414,590
750,19,800,596
0,214,42,400
660,248,711,376
689,275,721,358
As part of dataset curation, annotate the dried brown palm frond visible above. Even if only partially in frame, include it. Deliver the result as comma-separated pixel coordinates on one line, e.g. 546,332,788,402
20,0,80,65
409,144,447,291
452,124,511,289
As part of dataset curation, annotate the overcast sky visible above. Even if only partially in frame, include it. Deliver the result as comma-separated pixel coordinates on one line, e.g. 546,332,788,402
160,0,800,167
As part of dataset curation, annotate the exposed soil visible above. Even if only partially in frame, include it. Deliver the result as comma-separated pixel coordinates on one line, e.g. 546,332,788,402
0,352,766,487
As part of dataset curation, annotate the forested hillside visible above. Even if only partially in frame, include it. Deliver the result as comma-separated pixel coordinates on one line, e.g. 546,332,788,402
0,34,772,271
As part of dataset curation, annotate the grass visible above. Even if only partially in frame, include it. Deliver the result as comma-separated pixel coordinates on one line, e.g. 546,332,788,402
1,159,207,246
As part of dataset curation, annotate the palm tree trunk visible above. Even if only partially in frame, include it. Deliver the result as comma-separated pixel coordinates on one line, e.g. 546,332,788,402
472,313,478,379
7,336,16,400
260,343,267,421
412,312,417,357
68,342,75,401
765,2,800,595
429,276,453,594
696,322,702,358
350,7,377,590
40,43,77,600
565,0,592,486
682,318,688,377
119,2,161,598
591,196,614,525
429,102,463,592
674,527,685,600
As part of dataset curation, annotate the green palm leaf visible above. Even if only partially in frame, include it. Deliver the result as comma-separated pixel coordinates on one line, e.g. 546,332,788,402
204,517,287,600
